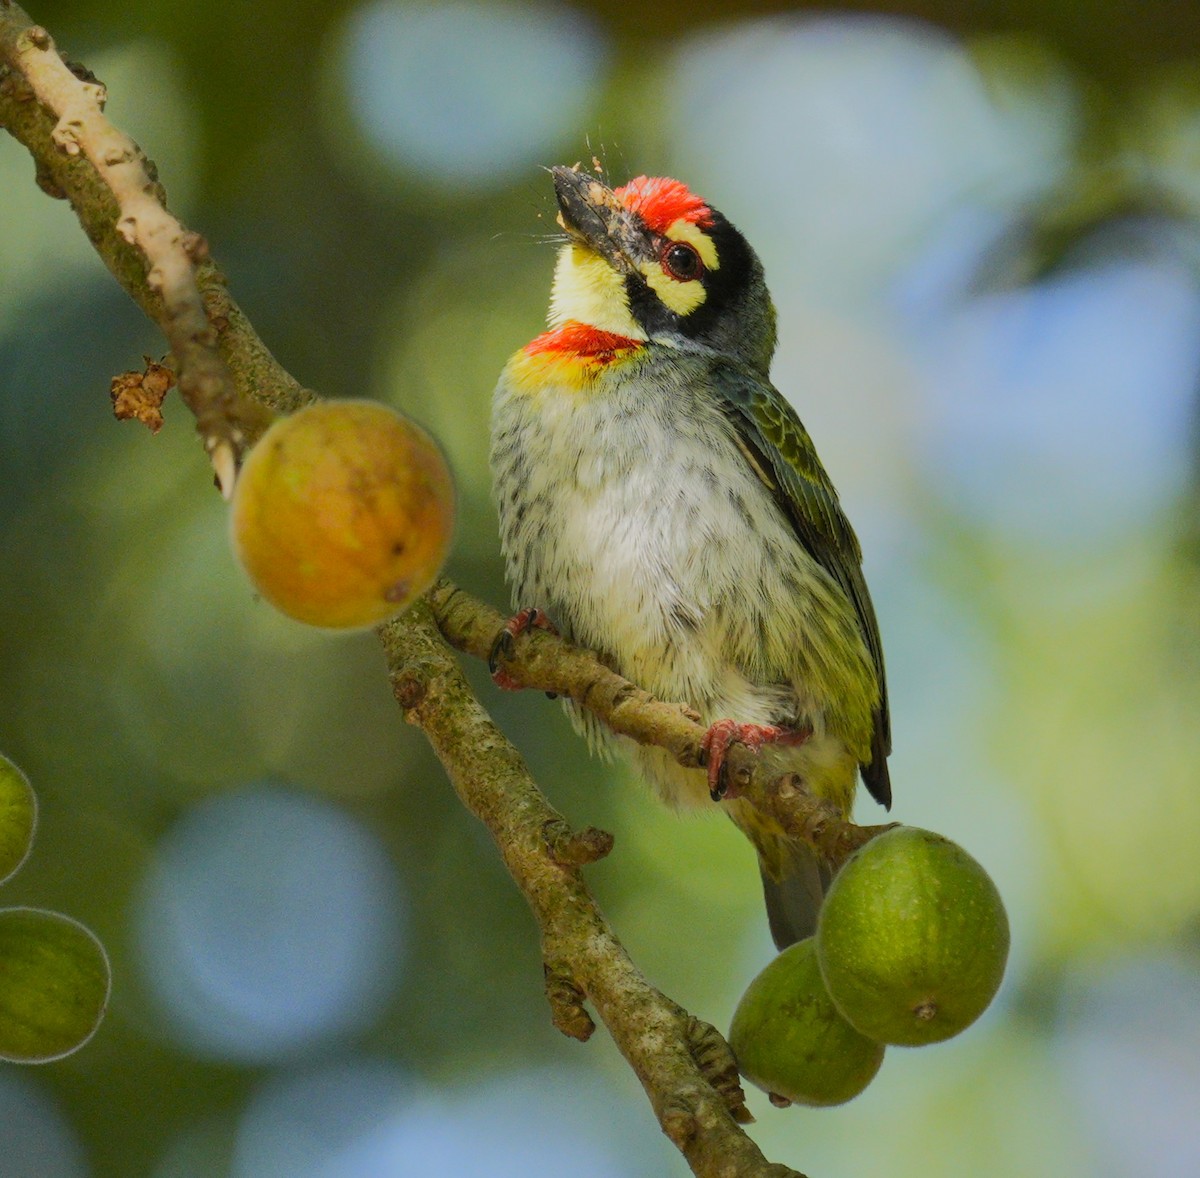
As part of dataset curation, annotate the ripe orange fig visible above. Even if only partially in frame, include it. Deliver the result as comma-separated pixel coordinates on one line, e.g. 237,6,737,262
231,400,454,628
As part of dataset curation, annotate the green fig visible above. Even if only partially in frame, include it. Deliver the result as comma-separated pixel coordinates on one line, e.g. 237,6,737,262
817,826,1009,1047
730,937,885,1107
0,754,36,886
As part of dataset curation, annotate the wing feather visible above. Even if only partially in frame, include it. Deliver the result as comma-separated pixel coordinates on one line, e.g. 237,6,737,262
713,361,892,807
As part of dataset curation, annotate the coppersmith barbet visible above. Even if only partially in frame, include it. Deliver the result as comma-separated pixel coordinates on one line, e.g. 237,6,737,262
490,167,891,948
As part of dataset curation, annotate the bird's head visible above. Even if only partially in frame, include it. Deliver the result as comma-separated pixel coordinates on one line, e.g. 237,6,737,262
546,166,777,376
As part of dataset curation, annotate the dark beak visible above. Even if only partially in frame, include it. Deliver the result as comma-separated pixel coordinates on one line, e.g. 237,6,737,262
550,166,638,274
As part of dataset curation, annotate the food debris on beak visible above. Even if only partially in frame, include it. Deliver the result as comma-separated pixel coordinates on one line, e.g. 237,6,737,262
550,165,637,274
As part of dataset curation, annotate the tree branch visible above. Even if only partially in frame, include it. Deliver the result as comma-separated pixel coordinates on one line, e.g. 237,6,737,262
0,2,314,471
428,578,894,867
0,11,863,1171
380,603,807,1176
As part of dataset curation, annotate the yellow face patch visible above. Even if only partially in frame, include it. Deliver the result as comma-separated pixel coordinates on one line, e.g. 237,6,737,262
548,244,646,340
665,218,720,270
640,262,707,315
637,218,719,317
548,215,721,329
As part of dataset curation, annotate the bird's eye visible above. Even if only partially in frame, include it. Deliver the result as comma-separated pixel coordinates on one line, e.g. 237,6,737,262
661,241,704,282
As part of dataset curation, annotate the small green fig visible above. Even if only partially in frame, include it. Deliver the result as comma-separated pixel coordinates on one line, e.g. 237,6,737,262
0,907,111,1063
816,826,1009,1047
729,937,885,1107
0,754,36,886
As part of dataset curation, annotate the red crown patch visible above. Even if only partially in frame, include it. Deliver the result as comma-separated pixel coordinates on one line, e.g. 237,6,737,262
613,176,713,235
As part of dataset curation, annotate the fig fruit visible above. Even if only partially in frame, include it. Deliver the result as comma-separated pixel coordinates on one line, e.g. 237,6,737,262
816,826,1009,1047
0,754,36,886
0,907,111,1063
231,400,454,629
729,937,885,1107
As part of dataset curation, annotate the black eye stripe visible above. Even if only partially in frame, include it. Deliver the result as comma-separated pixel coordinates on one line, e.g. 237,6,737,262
625,211,754,339
661,240,703,282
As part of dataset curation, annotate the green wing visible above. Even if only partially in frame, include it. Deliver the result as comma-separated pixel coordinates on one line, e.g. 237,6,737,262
713,360,892,808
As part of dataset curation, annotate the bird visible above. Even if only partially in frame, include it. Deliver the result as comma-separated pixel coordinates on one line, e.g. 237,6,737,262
489,166,891,949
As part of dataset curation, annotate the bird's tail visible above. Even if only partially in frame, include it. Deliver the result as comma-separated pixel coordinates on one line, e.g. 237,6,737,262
758,838,832,949
727,800,834,949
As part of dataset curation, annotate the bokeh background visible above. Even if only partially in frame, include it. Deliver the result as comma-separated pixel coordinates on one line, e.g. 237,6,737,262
3,0,1200,1174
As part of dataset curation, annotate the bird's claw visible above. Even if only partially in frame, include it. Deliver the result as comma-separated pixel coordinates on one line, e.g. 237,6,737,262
489,607,559,691
701,720,809,801
487,631,514,675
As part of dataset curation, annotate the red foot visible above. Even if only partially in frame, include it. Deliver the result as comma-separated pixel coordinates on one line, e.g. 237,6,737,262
489,607,559,691
701,720,810,802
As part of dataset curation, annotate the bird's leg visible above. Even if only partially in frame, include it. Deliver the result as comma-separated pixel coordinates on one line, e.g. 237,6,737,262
489,607,560,691
702,720,810,802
